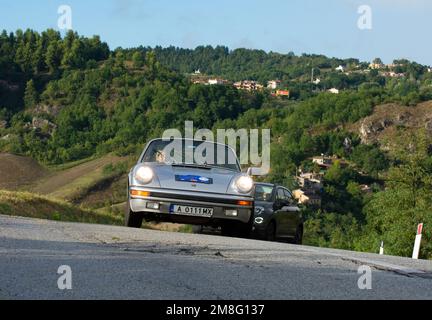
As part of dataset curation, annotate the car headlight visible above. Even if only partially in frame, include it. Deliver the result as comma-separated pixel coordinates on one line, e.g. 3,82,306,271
234,175,254,193
135,166,154,184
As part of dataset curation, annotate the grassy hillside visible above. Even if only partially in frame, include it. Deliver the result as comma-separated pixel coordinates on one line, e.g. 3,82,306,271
30,154,127,199
0,153,191,233
0,153,130,224
0,153,48,190
0,190,122,225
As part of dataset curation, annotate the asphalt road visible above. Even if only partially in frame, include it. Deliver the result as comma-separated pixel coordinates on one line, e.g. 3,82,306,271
1,214,431,300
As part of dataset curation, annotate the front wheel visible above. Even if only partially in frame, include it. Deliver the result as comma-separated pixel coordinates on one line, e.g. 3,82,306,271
293,225,303,245
125,201,143,228
221,221,252,238
265,221,276,241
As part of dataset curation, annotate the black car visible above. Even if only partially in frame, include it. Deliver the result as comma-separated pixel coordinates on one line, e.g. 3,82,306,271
252,183,303,243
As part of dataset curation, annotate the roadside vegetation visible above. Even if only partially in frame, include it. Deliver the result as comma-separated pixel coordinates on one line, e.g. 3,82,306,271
1,29,432,258
0,190,123,225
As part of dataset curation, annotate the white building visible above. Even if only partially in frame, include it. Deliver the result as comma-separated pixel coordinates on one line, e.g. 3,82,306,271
369,62,384,70
328,88,340,94
208,79,224,85
267,80,281,90
335,65,345,72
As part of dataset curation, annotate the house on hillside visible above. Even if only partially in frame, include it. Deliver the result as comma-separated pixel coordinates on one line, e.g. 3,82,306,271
208,78,230,85
335,65,345,72
328,88,340,94
380,71,405,78
267,80,281,90
296,172,323,190
273,89,290,97
192,78,208,85
233,80,264,91
312,155,334,168
369,62,384,70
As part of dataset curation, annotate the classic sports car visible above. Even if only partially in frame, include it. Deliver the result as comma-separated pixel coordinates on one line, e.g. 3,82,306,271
126,138,256,237
252,183,303,244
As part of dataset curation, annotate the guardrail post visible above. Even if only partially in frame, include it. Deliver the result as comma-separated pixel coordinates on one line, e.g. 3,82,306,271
412,223,423,260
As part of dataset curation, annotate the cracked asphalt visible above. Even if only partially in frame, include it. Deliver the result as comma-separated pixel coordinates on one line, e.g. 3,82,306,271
1,214,432,300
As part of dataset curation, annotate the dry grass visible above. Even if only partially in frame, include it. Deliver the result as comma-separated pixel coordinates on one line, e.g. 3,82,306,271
30,154,126,196
0,153,48,190
0,190,123,225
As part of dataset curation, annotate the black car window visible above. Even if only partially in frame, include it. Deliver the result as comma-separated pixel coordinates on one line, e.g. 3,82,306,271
255,185,274,202
276,188,285,200
284,189,293,200
283,189,293,203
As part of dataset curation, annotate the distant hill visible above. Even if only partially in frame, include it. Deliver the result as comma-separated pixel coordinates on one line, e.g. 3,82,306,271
0,153,48,190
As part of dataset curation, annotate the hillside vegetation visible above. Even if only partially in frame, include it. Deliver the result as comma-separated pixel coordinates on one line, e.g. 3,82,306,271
1,29,432,258
0,190,122,225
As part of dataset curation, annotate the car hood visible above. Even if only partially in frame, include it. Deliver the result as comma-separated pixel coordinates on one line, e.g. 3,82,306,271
254,201,274,209
153,164,239,195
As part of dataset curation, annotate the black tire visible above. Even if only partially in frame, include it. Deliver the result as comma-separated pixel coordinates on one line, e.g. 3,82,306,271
221,223,236,237
125,200,143,228
293,225,303,245
265,221,276,241
192,225,203,234
221,221,252,238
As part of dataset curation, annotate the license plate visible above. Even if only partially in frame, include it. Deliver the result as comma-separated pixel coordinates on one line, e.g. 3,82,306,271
170,205,214,217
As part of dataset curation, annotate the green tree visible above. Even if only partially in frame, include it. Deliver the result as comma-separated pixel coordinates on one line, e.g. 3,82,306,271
45,41,62,73
132,51,144,68
361,130,432,258
24,80,38,109
372,57,383,66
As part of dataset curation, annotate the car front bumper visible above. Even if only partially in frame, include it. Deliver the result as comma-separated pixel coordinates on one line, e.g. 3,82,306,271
129,186,253,224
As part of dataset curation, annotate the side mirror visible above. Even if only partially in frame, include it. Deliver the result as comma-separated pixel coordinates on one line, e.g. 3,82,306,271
247,167,263,176
273,200,283,211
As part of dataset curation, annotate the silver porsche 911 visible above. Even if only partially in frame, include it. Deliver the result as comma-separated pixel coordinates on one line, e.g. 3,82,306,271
126,138,256,237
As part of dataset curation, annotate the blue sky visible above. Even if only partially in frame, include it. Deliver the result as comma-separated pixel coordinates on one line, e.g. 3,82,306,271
1,0,431,65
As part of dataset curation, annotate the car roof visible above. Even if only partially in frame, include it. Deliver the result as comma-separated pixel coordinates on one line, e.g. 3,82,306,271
146,138,233,149
255,182,276,187
255,183,291,191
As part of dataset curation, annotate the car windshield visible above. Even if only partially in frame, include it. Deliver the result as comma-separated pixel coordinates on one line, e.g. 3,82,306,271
254,184,274,202
142,139,240,171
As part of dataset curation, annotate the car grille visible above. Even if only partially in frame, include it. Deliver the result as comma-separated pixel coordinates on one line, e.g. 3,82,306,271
150,192,249,205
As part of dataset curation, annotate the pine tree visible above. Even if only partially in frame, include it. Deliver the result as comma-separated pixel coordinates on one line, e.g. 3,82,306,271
132,51,144,69
24,79,38,109
45,41,62,73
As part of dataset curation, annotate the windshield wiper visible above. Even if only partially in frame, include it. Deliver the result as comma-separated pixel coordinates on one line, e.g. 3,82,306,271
171,163,212,170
